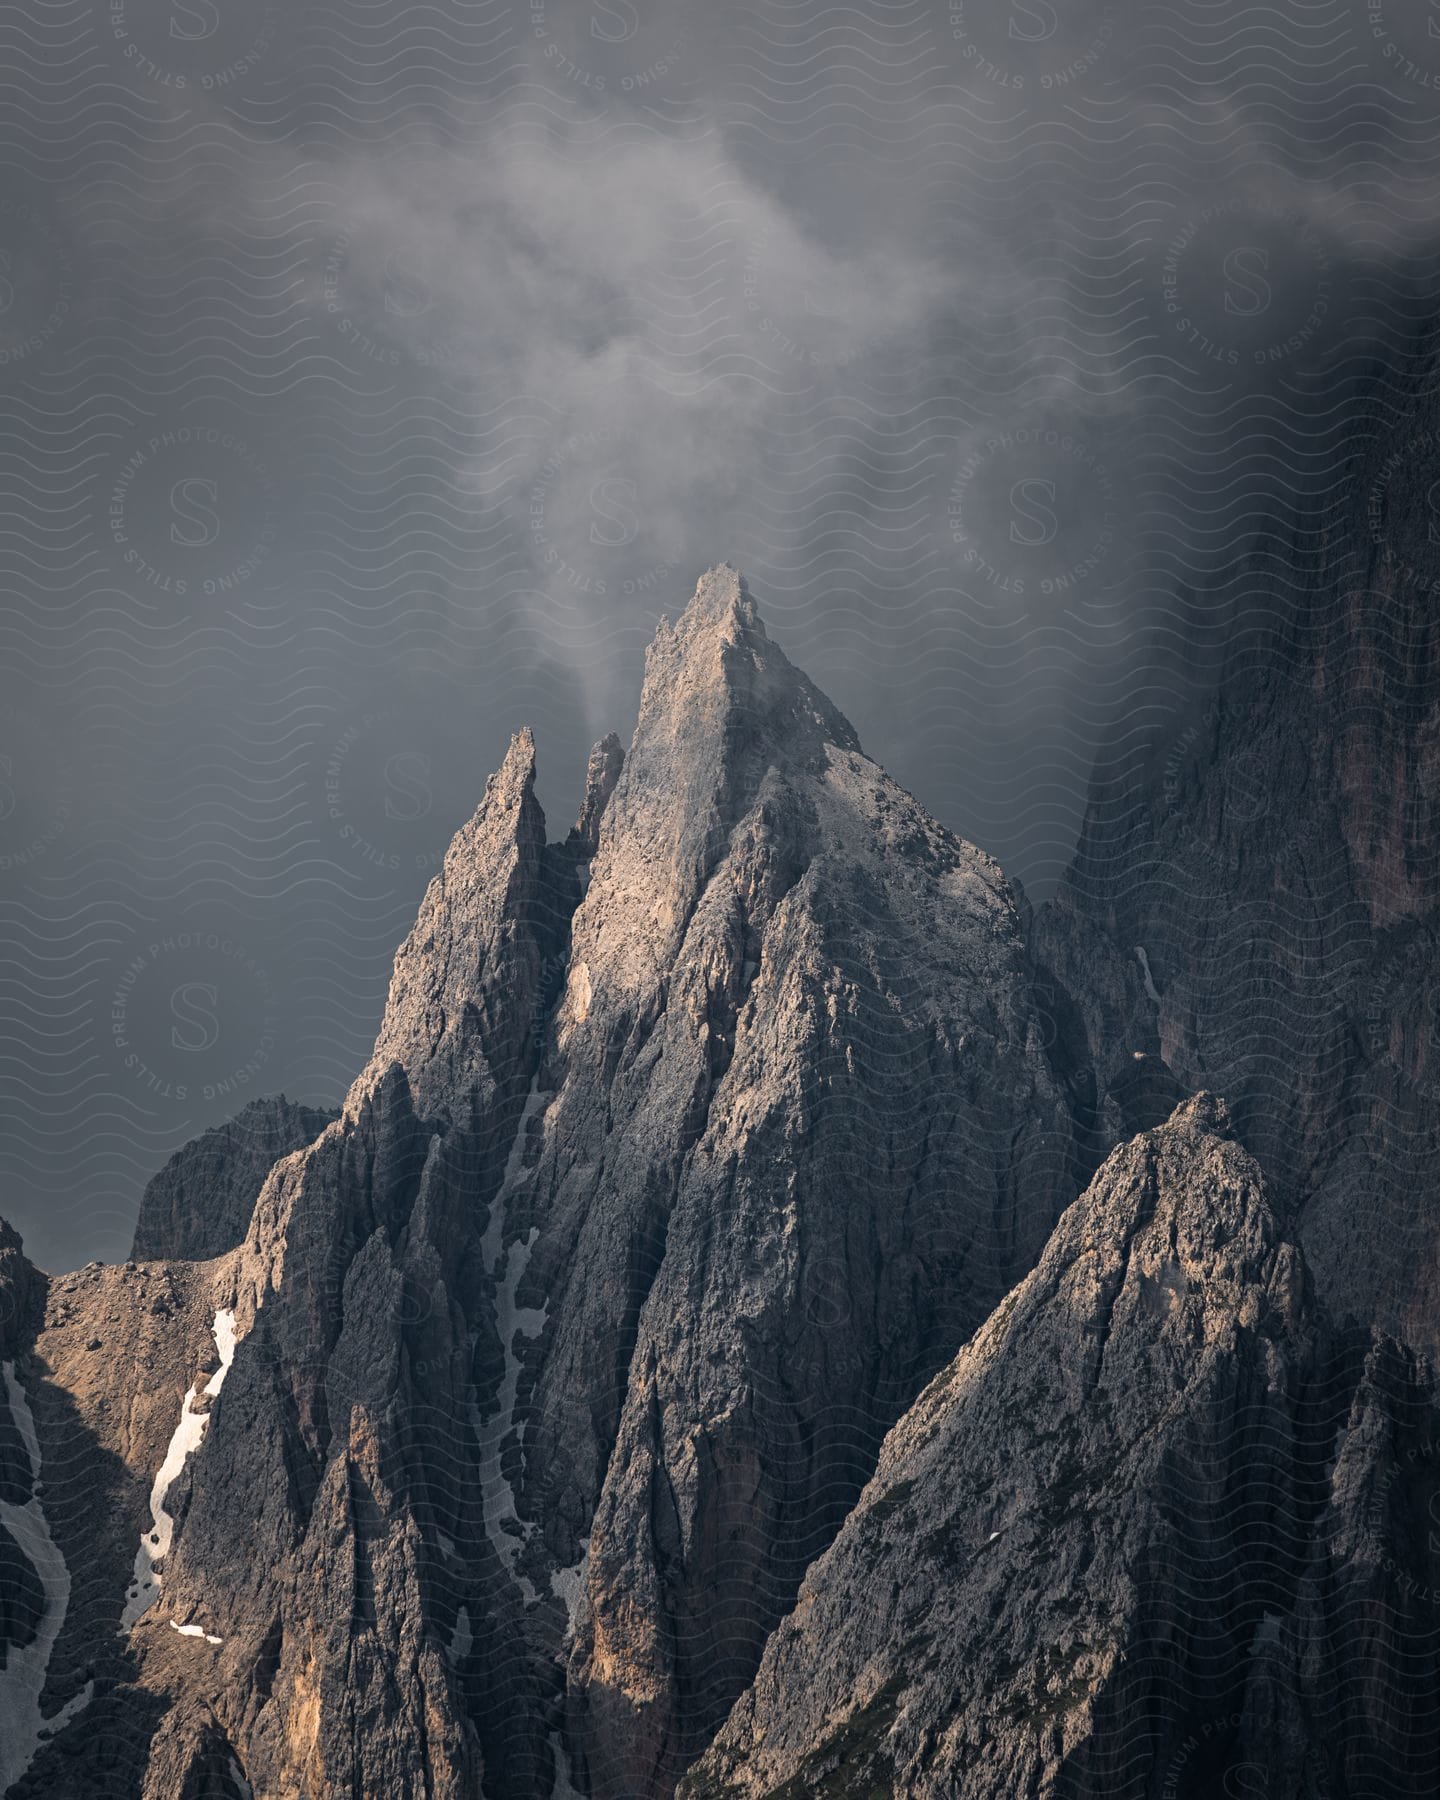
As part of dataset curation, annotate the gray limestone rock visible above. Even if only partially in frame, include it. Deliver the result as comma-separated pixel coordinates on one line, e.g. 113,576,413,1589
119,570,1082,1798
1033,342,1440,1356
492,568,1082,1794
130,1096,337,1264
682,1096,1440,1800
0,1214,44,1363
153,728,574,1799
8,538,1437,1800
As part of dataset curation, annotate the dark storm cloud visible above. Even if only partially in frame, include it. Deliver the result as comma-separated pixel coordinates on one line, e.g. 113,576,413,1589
1,0,1437,1269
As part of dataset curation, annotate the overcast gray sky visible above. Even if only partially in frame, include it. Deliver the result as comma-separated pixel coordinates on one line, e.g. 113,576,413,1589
2,0,1437,1270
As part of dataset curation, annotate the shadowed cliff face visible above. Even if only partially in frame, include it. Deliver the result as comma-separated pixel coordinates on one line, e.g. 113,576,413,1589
149,727,572,1800
682,1096,1440,1800
1033,337,1440,1358
130,1096,338,1264
0,1217,45,1362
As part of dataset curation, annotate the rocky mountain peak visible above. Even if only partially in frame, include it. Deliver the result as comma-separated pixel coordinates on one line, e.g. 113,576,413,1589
7,528,1440,1800
490,572,1083,1796
1166,1088,1231,1136
632,563,861,794
350,724,549,1125
551,570,866,1034
570,731,626,858
1037,1090,1286,1322
681,1094,1419,1800
0,1215,43,1359
663,559,755,635
130,1094,337,1264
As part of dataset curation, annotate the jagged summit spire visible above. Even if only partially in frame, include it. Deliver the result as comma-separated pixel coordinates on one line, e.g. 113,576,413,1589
669,562,762,640
639,564,860,763
351,721,548,1122
494,723,538,794
570,731,625,856
652,565,767,666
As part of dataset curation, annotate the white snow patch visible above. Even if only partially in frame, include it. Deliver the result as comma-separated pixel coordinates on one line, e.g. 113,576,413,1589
548,1730,583,1800
168,1619,222,1645
549,1545,589,1640
474,1081,551,1602
119,1310,236,1633
37,1683,93,1743
0,1361,94,1792
447,1604,473,1665
1250,1609,1285,1653
210,1308,237,1377
1134,945,1161,1004
227,1754,253,1798
496,1079,548,1202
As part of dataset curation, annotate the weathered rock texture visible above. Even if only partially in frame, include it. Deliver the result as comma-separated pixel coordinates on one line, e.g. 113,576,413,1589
149,726,578,1800
0,727,581,1798
130,1096,337,1263
683,1096,1440,1799
499,568,1079,1796
0,570,1087,1798
1034,338,1440,1355
0,1216,44,1360
2,543,1437,1799
1,1242,236,1799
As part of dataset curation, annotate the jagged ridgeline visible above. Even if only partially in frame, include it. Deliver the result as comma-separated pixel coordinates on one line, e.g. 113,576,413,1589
685,1097,1440,1799
0,560,1437,1799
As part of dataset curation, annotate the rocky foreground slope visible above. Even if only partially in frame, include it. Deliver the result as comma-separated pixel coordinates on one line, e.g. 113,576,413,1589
2,522,1439,1795
684,1095,1440,1799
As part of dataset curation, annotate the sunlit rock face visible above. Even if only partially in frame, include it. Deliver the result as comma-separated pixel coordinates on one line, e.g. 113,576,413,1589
502,566,1079,1794
0,566,1085,1798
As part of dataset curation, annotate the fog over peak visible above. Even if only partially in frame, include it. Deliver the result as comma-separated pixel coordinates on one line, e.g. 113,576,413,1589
1,0,1437,1268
